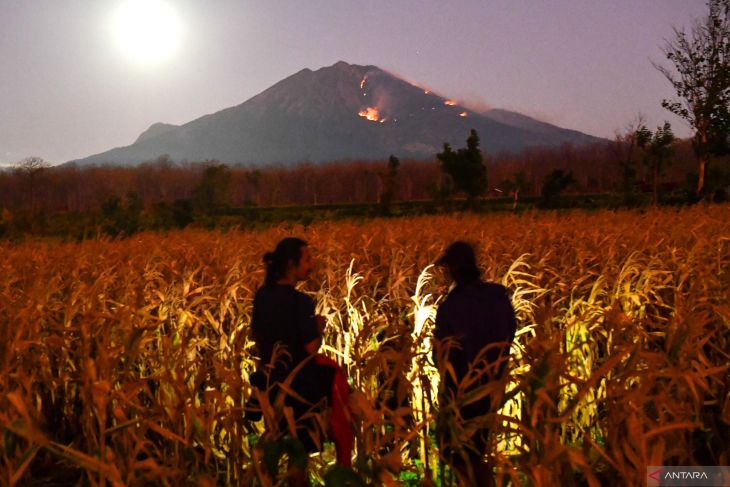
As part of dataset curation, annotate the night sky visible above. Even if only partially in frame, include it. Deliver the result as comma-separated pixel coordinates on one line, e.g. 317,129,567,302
0,0,707,164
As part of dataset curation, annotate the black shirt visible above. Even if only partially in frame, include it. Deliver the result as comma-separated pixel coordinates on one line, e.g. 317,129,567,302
249,283,334,452
250,283,321,384
434,280,517,394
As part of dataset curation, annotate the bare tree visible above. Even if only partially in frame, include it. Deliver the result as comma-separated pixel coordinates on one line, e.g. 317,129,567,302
612,115,646,205
14,156,49,213
654,0,730,197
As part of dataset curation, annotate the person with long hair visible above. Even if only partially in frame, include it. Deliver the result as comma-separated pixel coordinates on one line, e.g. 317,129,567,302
248,237,352,486
433,241,517,486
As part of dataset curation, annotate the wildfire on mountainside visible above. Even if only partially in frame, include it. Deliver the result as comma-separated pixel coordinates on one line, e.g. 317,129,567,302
358,107,380,121
444,99,457,106
459,111,468,117
357,77,383,122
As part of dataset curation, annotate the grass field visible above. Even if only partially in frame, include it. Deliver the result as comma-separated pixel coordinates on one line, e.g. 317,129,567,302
1,204,728,486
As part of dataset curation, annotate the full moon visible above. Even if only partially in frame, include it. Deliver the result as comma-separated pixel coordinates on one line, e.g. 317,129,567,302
113,0,182,66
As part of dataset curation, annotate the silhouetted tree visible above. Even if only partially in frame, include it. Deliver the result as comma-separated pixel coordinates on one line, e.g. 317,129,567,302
379,155,400,214
436,129,487,206
501,170,529,210
655,0,730,197
101,196,122,236
150,201,173,230
14,156,49,214
541,169,576,207
244,169,262,206
636,122,676,205
427,177,454,204
0,208,10,238
613,117,646,206
193,163,231,215
124,191,144,234
101,191,144,236
172,199,194,228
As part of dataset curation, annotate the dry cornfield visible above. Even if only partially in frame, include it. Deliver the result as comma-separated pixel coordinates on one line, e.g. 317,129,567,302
1,205,729,486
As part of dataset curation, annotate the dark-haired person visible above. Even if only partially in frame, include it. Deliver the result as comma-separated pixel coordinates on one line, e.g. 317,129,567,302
433,241,517,486
248,237,352,485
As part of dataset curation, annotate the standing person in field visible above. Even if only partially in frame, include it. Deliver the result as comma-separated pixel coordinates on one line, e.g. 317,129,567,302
248,237,353,486
433,241,517,486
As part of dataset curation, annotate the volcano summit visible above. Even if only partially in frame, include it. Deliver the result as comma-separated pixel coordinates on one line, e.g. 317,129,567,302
73,61,602,166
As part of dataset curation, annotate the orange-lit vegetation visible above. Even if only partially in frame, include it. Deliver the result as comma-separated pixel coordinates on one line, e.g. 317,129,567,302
0,140,698,215
1,205,728,485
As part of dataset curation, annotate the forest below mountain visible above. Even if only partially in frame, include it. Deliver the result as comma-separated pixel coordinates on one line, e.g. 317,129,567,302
1,136,726,240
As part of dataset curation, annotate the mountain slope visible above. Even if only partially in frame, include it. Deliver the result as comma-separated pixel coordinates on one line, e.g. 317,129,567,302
134,123,179,144
483,109,596,143
73,61,603,166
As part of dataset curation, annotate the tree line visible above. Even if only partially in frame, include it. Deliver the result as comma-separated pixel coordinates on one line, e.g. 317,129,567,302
0,133,710,239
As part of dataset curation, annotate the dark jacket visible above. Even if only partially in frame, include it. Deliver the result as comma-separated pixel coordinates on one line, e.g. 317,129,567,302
250,284,322,391
434,280,517,415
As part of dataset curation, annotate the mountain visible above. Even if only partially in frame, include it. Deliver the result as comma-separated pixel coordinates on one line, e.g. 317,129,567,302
483,109,596,143
134,122,179,143
73,61,603,166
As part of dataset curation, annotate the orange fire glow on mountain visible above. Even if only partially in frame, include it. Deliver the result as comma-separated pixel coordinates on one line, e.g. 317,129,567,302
459,111,468,117
358,107,380,121
360,78,366,89
444,100,457,106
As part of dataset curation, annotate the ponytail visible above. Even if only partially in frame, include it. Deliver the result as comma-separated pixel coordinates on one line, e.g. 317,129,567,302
263,238,308,285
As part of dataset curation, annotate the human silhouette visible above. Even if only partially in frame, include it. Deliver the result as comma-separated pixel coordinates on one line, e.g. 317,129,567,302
433,241,517,486
247,237,353,486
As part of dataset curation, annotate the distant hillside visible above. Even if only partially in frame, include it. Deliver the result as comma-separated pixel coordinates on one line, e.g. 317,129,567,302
73,61,604,166
134,123,179,144
483,109,596,142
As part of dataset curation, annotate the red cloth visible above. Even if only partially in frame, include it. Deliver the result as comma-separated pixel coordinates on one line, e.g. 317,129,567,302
314,354,353,466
